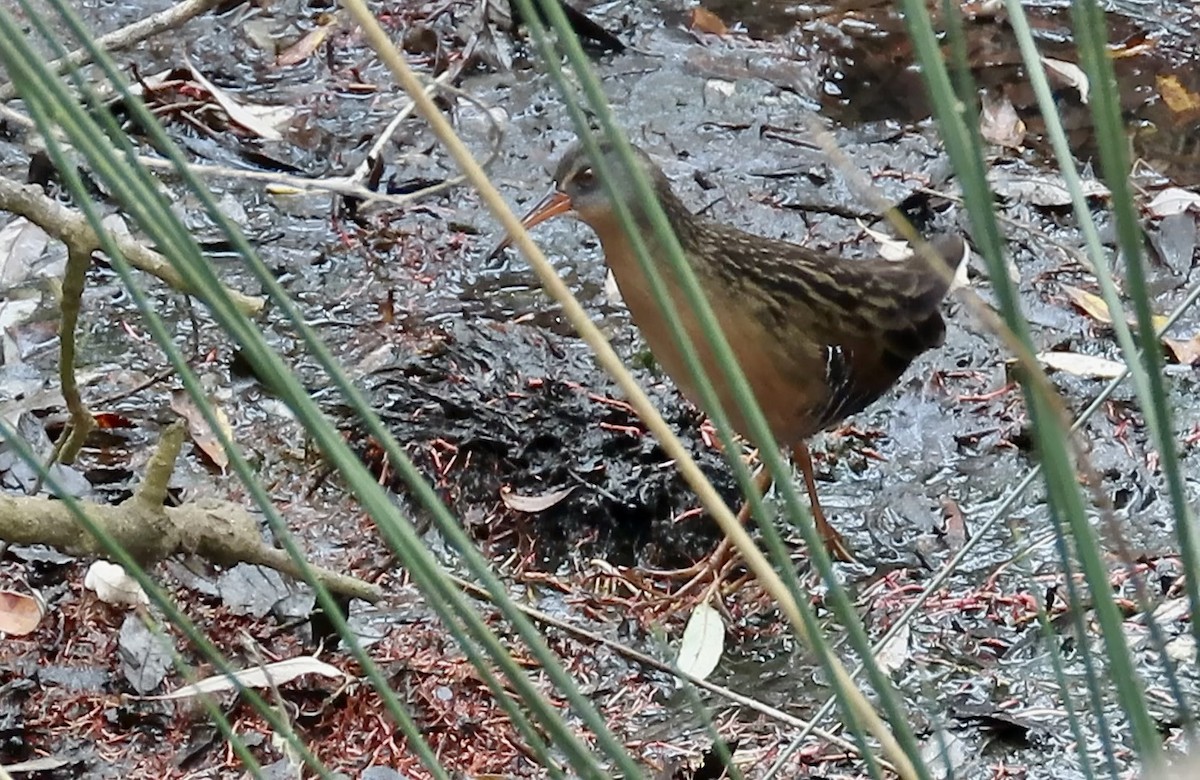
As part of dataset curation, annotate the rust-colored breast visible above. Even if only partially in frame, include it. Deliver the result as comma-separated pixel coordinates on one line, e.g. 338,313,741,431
595,223,831,448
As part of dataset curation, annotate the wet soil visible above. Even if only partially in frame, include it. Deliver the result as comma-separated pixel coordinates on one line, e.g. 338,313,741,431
2,0,1199,777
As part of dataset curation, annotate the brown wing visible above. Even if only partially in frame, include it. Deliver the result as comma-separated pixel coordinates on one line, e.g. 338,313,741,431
693,225,963,432
704,229,960,345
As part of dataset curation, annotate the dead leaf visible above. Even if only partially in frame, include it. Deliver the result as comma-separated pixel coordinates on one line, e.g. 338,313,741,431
1063,285,1114,322
136,656,346,701
980,92,1026,149
171,390,233,471
988,170,1109,206
0,589,44,635
276,14,336,67
0,298,40,363
1062,285,1170,333
1165,634,1197,663
604,268,623,305
1147,188,1200,217
0,217,51,286
1157,73,1200,115
402,23,439,55
689,7,728,36
875,622,911,674
1150,596,1190,625
1041,56,1089,104
499,485,575,513
93,411,134,429
949,240,972,291
849,223,902,262
1109,31,1155,60
853,225,972,290
1037,351,1126,379
1164,334,1200,365
856,221,913,261
941,499,969,552
676,601,724,682
0,758,73,773
184,56,294,140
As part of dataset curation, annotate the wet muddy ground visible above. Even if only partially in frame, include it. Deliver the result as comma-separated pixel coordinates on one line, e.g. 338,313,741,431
2,0,1199,776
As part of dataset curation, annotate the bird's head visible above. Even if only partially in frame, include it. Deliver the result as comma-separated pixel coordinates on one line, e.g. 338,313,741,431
485,139,674,263
542,139,666,227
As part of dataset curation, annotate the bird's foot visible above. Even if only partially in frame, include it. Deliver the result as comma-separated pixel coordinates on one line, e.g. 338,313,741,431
636,538,753,604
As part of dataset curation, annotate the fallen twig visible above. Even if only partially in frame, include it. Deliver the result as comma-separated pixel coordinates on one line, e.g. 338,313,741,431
0,423,382,603
0,174,264,316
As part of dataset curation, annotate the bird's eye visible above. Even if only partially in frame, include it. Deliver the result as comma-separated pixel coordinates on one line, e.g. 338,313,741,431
573,167,596,188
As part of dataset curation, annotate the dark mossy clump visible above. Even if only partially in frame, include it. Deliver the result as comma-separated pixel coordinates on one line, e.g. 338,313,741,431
349,320,739,570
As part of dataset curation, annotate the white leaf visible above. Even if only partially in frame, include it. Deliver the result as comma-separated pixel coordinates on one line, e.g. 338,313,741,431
1041,56,1090,104
604,269,623,305
1150,597,1190,625
950,241,973,291
0,298,39,337
989,171,1110,206
1147,188,1200,217
855,221,913,262
675,601,725,682
139,656,346,701
84,560,149,607
500,485,575,513
1165,634,1196,663
704,79,736,98
1037,351,1126,379
875,622,911,674
980,92,1026,149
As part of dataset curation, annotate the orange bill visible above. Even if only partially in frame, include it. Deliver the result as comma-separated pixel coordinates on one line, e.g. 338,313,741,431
483,188,573,264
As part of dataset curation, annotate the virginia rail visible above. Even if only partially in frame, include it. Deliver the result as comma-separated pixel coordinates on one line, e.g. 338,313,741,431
490,139,964,567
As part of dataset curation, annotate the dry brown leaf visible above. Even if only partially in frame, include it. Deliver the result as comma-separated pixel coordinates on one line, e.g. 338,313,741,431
1164,334,1200,365
689,7,728,36
184,57,294,140
1109,31,1156,60
0,589,44,635
1063,284,1115,322
500,485,575,513
171,390,232,471
941,499,969,553
980,92,1026,149
1157,73,1200,115
1062,285,1169,332
276,14,336,67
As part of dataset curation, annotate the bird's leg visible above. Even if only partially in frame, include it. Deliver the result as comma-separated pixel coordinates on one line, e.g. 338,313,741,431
792,442,854,562
637,464,773,596
686,445,852,582
736,462,775,524
640,446,850,598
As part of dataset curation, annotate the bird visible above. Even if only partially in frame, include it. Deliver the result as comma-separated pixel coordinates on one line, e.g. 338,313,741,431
488,138,964,572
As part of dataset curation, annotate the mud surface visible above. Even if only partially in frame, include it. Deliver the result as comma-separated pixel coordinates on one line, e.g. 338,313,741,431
2,0,1199,777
